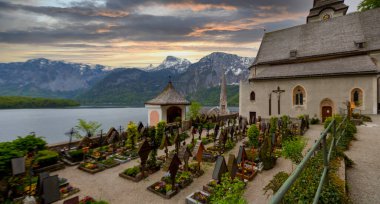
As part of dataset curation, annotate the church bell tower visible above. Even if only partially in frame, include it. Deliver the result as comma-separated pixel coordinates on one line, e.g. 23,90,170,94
307,0,349,23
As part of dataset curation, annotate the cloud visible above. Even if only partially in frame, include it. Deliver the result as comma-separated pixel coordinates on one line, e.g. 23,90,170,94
0,0,361,66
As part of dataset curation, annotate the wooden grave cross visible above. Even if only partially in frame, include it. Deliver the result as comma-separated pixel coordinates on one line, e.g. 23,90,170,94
162,153,182,189
192,140,205,171
138,139,152,177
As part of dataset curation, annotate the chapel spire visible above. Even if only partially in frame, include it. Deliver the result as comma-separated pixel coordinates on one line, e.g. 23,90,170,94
307,0,349,23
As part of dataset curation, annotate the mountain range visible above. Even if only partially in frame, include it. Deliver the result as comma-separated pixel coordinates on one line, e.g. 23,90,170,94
0,52,254,106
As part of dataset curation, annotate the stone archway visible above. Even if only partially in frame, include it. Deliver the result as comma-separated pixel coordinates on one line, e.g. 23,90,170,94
167,106,182,123
320,98,334,122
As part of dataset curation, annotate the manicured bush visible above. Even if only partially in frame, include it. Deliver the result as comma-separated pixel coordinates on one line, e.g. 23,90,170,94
126,122,139,150
35,150,59,168
247,125,259,148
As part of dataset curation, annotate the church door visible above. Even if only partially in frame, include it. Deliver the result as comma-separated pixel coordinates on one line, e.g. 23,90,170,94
167,106,182,123
322,106,332,122
249,112,256,124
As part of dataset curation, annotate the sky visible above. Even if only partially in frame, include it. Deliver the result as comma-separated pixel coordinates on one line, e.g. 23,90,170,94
0,0,361,67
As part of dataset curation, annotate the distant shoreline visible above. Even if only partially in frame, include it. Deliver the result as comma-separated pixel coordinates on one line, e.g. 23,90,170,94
0,96,80,109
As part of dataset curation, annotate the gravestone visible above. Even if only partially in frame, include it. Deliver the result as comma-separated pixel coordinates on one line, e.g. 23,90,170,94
237,146,247,164
227,154,238,179
41,175,60,204
162,153,182,189
37,172,50,197
11,157,25,175
138,139,152,176
178,146,192,171
137,122,144,133
212,156,228,182
193,140,205,170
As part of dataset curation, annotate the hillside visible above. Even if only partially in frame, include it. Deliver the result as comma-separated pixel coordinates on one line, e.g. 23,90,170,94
0,96,80,109
189,85,239,106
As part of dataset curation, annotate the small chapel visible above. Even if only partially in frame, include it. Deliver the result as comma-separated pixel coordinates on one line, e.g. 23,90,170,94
145,80,190,126
240,0,380,123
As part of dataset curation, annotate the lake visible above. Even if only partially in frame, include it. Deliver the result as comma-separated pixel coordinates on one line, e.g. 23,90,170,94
0,107,148,144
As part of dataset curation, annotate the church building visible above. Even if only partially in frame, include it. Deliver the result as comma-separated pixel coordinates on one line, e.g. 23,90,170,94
240,0,380,123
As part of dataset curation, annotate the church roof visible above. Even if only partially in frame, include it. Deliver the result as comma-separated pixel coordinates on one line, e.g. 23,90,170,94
145,81,190,106
254,8,380,65
251,55,378,80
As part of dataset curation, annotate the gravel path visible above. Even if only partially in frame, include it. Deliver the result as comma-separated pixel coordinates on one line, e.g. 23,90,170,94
54,125,325,204
54,132,245,204
346,115,380,204
243,124,324,204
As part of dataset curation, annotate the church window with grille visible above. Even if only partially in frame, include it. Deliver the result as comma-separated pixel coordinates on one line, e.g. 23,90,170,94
293,86,306,106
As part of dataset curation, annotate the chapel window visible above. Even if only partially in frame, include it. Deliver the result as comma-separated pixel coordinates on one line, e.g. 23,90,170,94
250,91,256,101
293,86,306,106
351,88,363,107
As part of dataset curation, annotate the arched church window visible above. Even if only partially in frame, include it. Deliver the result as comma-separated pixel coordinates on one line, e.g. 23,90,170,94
351,88,363,107
250,91,255,101
293,86,306,106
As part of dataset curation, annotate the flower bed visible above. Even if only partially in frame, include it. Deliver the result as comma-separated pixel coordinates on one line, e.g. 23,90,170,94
186,191,210,204
147,181,178,199
123,149,139,160
60,184,80,200
78,161,104,174
188,163,205,178
202,180,217,194
111,154,129,163
236,167,257,181
119,166,146,182
79,196,108,204
99,158,120,169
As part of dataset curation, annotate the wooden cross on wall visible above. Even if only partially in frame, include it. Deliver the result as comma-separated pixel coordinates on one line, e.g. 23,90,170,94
272,86,285,115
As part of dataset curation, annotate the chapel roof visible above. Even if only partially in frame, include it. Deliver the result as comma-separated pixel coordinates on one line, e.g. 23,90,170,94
254,8,380,65
251,55,378,81
145,81,190,106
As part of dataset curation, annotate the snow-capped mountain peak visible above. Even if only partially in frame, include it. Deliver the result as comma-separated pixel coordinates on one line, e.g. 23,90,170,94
147,56,191,73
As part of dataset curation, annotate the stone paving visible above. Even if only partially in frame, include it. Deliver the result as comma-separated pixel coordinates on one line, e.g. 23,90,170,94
346,115,380,204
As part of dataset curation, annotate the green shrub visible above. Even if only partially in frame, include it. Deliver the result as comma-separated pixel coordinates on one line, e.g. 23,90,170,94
247,125,259,148
35,150,59,168
126,122,139,150
209,173,247,204
68,149,84,162
269,117,278,135
12,135,47,153
263,171,289,195
324,115,343,130
0,142,24,175
281,136,306,165
310,117,320,125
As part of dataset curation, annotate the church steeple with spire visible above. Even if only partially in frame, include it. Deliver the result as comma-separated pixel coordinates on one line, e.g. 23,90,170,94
307,0,349,23
219,71,228,115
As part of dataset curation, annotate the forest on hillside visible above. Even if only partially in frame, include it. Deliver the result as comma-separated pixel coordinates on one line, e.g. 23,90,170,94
0,96,80,109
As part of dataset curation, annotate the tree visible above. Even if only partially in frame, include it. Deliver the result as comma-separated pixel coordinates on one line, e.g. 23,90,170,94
74,119,101,139
358,0,380,11
188,101,202,120
126,122,139,150
247,125,259,148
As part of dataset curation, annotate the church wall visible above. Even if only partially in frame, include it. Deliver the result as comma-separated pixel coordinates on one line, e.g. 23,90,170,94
240,75,378,120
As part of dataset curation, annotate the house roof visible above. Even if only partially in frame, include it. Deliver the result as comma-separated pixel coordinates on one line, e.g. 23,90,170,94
251,55,378,81
145,81,190,106
254,8,380,65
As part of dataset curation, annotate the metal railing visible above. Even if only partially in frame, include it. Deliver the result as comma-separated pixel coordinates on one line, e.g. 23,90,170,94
270,116,348,204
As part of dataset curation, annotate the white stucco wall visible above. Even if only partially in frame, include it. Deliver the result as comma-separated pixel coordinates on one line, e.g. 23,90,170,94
161,105,187,122
240,75,378,120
